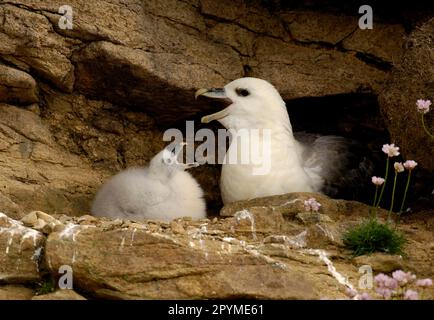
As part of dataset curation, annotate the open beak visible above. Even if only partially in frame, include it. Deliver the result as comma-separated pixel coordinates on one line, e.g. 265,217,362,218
173,142,200,169
195,88,232,123
183,162,200,169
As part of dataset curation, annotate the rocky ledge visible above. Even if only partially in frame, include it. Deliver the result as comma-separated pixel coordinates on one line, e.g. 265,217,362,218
1,193,432,300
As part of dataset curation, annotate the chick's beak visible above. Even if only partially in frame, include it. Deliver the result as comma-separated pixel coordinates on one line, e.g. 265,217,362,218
172,142,199,170
195,88,232,124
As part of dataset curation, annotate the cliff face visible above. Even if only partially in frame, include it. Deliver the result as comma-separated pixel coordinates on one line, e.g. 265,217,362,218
0,1,432,217
1,194,433,300
0,0,433,301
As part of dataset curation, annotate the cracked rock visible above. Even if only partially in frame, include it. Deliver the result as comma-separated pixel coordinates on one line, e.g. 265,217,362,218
0,64,39,105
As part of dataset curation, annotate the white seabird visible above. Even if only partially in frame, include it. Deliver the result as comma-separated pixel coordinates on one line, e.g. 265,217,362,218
91,143,206,221
196,77,372,204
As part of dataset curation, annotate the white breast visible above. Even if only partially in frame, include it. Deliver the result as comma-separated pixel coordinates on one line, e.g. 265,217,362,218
220,129,314,204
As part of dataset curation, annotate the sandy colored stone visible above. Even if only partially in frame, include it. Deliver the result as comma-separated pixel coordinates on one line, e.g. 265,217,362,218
0,0,432,300
32,289,86,300
21,211,63,234
44,223,318,299
353,253,406,273
281,11,357,45
72,40,242,123
0,64,38,105
0,213,45,283
378,17,434,172
343,23,406,63
0,4,76,92
296,212,333,225
0,285,34,300
170,221,186,234
0,102,102,218
250,37,386,99
0,196,431,300
0,0,409,218
39,199,434,300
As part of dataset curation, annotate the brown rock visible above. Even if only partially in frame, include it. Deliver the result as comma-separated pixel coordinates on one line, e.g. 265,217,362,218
378,18,434,171
0,104,53,145
32,289,86,300
296,212,333,225
353,253,406,273
0,4,76,92
72,40,242,123
250,37,386,99
281,11,357,45
220,192,339,218
45,224,318,299
0,64,38,105
207,23,256,56
0,0,404,218
202,0,288,39
0,212,45,283
0,1,432,301
21,211,64,234
0,201,427,300
0,285,34,300
0,102,102,218
343,23,406,63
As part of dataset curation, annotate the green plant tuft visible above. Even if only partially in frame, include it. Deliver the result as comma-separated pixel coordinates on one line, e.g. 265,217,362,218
343,219,407,257
35,278,56,295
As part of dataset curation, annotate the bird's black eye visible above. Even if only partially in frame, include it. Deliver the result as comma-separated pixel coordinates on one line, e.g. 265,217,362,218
236,88,250,97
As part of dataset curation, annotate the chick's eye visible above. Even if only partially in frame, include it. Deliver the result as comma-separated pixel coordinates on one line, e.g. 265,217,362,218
236,88,250,97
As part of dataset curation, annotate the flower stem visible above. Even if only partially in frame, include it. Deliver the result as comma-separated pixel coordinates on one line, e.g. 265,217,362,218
388,171,398,223
376,157,389,208
371,186,379,219
421,114,434,139
399,170,412,215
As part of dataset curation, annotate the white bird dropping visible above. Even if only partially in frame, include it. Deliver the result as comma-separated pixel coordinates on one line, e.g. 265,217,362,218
91,143,206,221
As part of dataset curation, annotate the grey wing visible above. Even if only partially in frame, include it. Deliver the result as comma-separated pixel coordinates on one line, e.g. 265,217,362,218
295,132,374,199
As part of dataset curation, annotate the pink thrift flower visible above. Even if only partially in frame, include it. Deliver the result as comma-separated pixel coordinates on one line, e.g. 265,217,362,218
371,176,385,186
374,273,398,290
392,270,416,285
374,273,390,286
385,278,398,290
345,288,357,298
382,144,400,157
359,292,372,300
404,289,419,300
416,99,431,114
403,160,418,170
394,162,404,173
304,198,321,212
415,278,433,287
376,287,392,299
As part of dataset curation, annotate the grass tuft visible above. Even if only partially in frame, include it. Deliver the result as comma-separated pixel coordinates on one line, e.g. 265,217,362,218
343,219,407,257
35,278,56,295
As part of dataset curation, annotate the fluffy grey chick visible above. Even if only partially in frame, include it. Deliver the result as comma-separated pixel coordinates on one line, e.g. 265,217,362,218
91,143,206,221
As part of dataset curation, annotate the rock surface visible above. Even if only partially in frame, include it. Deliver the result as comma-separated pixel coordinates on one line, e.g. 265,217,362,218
0,64,39,105
0,212,44,283
0,0,432,300
1,0,431,218
1,193,433,300
0,285,34,300
379,17,434,172
32,289,86,300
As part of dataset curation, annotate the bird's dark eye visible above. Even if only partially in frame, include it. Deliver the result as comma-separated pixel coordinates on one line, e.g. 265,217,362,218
236,88,250,97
